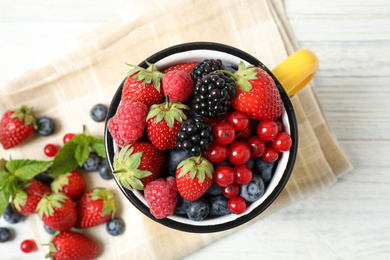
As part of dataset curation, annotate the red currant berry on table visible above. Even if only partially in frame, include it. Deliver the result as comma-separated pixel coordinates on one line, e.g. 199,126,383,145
228,111,249,132
63,133,75,144
228,141,251,165
228,196,247,214
273,132,292,152
257,119,279,141
262,147,279,163
44,144,59,157
233,164,253,185
21,239,37,253
213,165,234,187
222,182,240,198
236,126,252,141
206,142,228,163
213,122,236,145
246,136,266,158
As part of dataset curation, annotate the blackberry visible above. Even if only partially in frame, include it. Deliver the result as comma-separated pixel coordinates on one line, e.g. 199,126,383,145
176,117,215,156
190,59,225,83
193,72,236,118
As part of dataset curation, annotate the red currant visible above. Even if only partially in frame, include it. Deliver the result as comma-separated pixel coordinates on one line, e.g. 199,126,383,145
213,165,234,187
222,182,240,198
228,111,249,132
262,147,279,163
246,136,266,158
21,239,37,253
273,132,292,152
213,122,236,145
275,119,284,132
228,196,247,214
236,126,252,141
204,118,218,128
257,120,279,141
206,143,228,163
44,144,59,157
63,133,75,144
233,164,253,185
228,141,251,165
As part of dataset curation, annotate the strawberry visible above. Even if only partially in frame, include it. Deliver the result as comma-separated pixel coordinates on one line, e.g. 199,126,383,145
0,105,37,149
46,231,99,260
122,62,164,108
176,156,214,202
162,62,197,74
146,100,189,150
163,70,194,103
12,179,51,215
113,142,165,190
50,170,86,201
230,62,283,121
36,193,77,231
75,187,117,229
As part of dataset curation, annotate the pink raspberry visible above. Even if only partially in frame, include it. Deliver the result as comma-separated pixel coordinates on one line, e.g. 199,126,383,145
107,114,128,147
117,101,148,144
144,177,178,219
163,70,194,103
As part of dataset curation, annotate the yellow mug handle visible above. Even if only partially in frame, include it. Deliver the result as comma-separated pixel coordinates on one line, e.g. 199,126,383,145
271,49,319,96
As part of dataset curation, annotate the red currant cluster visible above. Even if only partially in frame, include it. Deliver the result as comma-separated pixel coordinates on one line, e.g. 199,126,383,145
204,110,292,214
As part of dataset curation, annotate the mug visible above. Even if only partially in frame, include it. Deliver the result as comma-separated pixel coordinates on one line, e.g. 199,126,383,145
104,42,319,233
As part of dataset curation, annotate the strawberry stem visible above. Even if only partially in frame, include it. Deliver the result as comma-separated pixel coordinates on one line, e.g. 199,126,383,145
215,70,238,81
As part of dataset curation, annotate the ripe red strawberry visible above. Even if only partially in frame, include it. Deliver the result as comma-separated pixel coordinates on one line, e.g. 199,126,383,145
162,62,197,74
163,70,194,103
146,100,189,150
113,142,165,190
50,170,86,201
12,179,51,215
144,177,178,219
36,193,77,231
75,187,117,229
0,105,37,149
122,62,164,108
46,231,98,260
176,156,214,202
230,62,283,121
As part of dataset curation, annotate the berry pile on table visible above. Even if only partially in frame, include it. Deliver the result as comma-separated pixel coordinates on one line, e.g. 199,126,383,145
108,59,292,221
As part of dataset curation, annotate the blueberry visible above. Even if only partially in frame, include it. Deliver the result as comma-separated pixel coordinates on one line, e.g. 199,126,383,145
164,149,191,177
240,174,265,202
34,168,53,187
90,104,108,122
82,152,102,172
174,195,191,215
98,160,113,180
254,157,276,184
186,199,209,221
106,218,125,236
43,224,57,235
245,157,255,170
206,182,222,195
224,65,238,74
214,159,233,168
37,117,56,136
209,195,230,216
0,227,11,243
3,203,24,224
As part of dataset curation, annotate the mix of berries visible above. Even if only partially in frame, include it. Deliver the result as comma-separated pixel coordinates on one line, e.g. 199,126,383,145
108,58,292,221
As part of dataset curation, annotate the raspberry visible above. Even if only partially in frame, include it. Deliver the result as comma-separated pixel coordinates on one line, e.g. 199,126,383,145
163,70,194,103
117,101,148,144
107,115,128,147
144,177,178,219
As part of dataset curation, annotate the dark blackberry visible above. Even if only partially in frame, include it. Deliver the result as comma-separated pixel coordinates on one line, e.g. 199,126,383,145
193,72,236,118
190,59,225,83
176,117,215,156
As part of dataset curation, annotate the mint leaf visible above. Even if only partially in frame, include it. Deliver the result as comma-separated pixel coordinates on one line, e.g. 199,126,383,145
75,144,90,166
72,134,89,146
49,141,79,176
5,160,51,181
87,135,106,158
0,191,9,217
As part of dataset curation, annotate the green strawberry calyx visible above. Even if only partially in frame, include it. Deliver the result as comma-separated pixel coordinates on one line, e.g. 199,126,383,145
177,155,214,183
217,61,258,92
9,105,37,129
113,145,152,191
44,231,60,259
146,98,190,129
126,61,164,92
50,172,71,193
89,187,117,218
36,193,68,218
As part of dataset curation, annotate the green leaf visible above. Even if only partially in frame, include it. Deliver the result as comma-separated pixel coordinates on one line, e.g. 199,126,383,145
75,144,90,166
0,191,9,217
49,142,79,176
72,134,89,146
6,160,51,181
0,159,8,171
87,135,106,158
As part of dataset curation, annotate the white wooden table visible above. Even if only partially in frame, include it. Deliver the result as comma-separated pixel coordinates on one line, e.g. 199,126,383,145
0,0,389,259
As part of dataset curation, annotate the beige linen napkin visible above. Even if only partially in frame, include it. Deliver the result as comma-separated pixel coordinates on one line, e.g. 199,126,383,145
0,0,352,259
